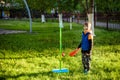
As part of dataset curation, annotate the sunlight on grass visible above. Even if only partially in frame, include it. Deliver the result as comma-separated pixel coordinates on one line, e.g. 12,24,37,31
0,20,120,80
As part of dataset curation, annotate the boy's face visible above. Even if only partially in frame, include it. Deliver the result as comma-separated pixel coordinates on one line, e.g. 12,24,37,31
84,23,91,30
83,25,88,30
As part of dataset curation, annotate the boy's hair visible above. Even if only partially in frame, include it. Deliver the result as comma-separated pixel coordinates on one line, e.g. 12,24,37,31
84,22,91,29
84,22,88,27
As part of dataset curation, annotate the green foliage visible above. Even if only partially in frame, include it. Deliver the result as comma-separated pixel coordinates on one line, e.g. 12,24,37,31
27,0,54,12
9,0,24,9
0,20,120,79
95,0,120,12
54,0,75,13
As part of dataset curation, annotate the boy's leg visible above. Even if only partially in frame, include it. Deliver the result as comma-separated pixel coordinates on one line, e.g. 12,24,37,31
82,52,87,71
82,52,91,71
86,53,91,71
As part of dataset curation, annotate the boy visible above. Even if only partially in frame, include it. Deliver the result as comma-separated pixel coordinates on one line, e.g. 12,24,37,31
77,22,93,73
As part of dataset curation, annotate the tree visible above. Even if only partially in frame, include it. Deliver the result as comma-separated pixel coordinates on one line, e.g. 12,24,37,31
27,0,56,22
79,0,95,36
55,0,80,29
96,0,120,12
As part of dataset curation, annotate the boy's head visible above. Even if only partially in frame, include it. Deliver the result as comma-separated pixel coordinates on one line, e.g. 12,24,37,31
83,22,91,30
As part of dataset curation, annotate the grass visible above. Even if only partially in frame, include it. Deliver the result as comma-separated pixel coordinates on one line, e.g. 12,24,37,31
0,19,120,80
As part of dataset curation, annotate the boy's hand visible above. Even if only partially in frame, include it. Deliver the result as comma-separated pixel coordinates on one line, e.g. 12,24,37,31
69,48,80,57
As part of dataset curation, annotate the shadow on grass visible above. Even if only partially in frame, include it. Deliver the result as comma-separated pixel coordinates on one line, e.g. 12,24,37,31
0,77,5,80
0,68,84,79
1,71,54,79
0,57,34,60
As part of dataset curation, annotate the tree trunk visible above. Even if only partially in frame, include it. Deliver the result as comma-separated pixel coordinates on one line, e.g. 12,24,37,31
70,16,72,30
59,14,63,28
87,0,95,36
94,5,96,27
41,14,46,23
88,13,95,36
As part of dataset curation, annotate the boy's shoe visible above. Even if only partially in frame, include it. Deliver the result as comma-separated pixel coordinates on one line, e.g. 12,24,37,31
84,69,87,73
84,69,89,74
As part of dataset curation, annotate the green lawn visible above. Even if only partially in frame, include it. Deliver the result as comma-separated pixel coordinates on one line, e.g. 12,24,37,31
0,20,120,80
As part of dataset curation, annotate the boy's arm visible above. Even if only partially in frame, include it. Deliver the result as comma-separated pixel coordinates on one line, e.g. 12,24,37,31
77,42,81,49
88,34,93,52
88,39,92,51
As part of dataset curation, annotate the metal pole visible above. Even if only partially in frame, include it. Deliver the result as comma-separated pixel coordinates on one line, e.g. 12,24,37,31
60,27,62,70
23,0,32,33
59,14,63,70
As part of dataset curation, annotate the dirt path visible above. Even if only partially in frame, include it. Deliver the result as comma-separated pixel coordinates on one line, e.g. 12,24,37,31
0,29,27,34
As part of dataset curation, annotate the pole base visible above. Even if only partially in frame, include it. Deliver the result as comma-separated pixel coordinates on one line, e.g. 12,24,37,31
52,68,69,73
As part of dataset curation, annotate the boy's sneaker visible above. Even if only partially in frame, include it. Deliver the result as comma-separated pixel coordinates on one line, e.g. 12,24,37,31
84,69,89,74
